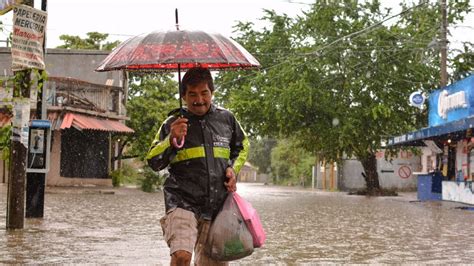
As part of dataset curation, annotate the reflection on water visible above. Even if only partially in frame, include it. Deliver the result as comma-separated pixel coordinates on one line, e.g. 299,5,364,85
1,183,473,264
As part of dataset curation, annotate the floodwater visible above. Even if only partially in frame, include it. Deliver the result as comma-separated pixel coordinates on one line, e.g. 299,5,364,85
0,183,473,264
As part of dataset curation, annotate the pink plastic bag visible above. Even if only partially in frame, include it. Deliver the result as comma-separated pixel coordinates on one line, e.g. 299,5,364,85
232,192,266,248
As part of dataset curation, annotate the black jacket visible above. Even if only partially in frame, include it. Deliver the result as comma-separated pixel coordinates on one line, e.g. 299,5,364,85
146,105,249,220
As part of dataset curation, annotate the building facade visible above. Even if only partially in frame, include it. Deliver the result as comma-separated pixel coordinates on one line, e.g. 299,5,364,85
0,47,133,186
390,74,474,205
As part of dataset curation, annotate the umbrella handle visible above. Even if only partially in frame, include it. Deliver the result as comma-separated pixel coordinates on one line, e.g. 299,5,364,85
172,136,185,148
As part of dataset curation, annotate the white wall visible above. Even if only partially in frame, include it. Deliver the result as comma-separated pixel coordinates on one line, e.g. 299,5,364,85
443,181,474,204
340,149,421,191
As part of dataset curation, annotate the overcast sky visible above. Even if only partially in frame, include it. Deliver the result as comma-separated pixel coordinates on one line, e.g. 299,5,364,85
0,0,472,49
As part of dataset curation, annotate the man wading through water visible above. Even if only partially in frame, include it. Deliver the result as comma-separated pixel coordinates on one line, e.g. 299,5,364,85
146,67,249,265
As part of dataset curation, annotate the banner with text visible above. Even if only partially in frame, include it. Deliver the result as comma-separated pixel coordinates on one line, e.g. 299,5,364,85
11,4,47,71
0,0,22,15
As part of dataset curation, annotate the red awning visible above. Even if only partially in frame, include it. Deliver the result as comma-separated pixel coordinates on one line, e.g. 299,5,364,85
0,115,11,127
60,113,134,134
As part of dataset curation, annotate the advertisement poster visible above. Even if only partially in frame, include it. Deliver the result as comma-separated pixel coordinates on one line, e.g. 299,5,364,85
11,4,47,71
12,99,29,148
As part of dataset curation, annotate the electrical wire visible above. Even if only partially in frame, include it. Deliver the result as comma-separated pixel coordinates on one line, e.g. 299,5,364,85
219,1,431,87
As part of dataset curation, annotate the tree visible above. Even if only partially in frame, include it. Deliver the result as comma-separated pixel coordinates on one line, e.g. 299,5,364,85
216,1,473,195
247,137,277,174
451,42,474,81
270,138,314,186
56,32,120,50
122,73,179,160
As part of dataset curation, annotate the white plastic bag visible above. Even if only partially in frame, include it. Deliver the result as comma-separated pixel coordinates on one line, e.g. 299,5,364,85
206,193,254,261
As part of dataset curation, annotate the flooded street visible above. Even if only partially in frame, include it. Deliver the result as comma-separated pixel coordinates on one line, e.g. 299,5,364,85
1,183,473,264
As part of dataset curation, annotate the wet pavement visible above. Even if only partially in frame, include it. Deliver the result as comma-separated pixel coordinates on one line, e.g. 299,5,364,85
1,183,473,264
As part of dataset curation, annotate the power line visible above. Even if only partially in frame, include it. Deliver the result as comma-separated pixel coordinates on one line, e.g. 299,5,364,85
284,0,313,5
0,22,135,38
220,0,430,87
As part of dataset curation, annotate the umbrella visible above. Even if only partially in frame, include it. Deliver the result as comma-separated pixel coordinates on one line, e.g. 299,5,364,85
96,9,260,147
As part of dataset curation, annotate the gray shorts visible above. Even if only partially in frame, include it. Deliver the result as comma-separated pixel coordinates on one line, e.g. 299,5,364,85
160,207,228,265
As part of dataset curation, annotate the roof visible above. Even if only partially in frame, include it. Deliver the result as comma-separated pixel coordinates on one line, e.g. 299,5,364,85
388,115,474,146
60,113,134,134
243,162,258,170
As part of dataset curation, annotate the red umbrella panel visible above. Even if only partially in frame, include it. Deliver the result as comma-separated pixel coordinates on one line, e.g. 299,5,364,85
95,30,260,72
96,30,260,148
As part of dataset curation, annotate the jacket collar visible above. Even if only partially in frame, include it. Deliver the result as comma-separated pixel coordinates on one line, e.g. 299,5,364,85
183,104,216,119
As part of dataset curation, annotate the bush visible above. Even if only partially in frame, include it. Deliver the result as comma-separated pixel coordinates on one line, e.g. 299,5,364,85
109,164,139,187
109,164,166,192
140,166,165,192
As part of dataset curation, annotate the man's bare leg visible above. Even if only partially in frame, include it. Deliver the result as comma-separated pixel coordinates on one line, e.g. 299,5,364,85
171,250,192,266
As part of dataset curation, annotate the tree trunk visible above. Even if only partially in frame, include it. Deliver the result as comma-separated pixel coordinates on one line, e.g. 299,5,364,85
112,139,129,165
360,153,381,195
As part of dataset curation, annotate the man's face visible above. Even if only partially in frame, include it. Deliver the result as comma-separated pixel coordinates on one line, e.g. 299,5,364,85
183,81,213,116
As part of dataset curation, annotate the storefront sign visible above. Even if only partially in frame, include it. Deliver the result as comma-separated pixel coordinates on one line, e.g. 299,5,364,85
11,4,47,71
429,75,474,127
437,90,467,119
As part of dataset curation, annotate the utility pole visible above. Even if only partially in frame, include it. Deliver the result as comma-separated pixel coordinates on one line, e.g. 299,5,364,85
26,0,48,219
6,0,34,229
440,0,448,87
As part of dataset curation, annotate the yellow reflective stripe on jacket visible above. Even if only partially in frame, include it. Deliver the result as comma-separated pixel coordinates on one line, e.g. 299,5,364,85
146,134,170,160
214,147,231,160
232,125,249,174
170,146,231,164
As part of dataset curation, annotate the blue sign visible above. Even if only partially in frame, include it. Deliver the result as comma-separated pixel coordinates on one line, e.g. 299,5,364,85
30,119,51,128
428,75,474,127
409,91,425,109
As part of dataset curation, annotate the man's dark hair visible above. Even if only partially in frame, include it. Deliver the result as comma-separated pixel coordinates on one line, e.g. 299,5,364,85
180,67,214,95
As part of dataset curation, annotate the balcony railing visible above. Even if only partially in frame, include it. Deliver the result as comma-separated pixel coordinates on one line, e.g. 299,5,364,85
1,76,126,119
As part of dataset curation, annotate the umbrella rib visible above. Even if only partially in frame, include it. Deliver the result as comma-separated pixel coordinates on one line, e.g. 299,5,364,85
125,33,152,70
98,36,141,71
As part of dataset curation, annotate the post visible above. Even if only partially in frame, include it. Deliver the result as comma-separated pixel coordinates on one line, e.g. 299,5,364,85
440,0,448,87
7,0,34,228
7,70,31,229
25,0,48,219
330,162,335,191
321,159,326,190
2,160,5,183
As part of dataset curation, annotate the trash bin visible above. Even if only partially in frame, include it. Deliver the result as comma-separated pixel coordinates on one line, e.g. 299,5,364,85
417,172,442,201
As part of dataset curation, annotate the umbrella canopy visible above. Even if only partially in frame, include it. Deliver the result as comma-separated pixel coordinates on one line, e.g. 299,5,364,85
95,30,260,72
95,22,261,148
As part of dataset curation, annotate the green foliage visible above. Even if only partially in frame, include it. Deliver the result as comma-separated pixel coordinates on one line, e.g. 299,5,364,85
247,137,277,174
139,166,165,193
216,1,473,190
110,170,122,187
124,73,178,160
109,163,139,187
57,32,120,50
8,69,47,100
109,164,165,192
271,138,315,187
0,125,11,162
451,42,474,81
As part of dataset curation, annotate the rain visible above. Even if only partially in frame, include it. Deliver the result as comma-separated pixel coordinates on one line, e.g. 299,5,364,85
1,0,474,265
